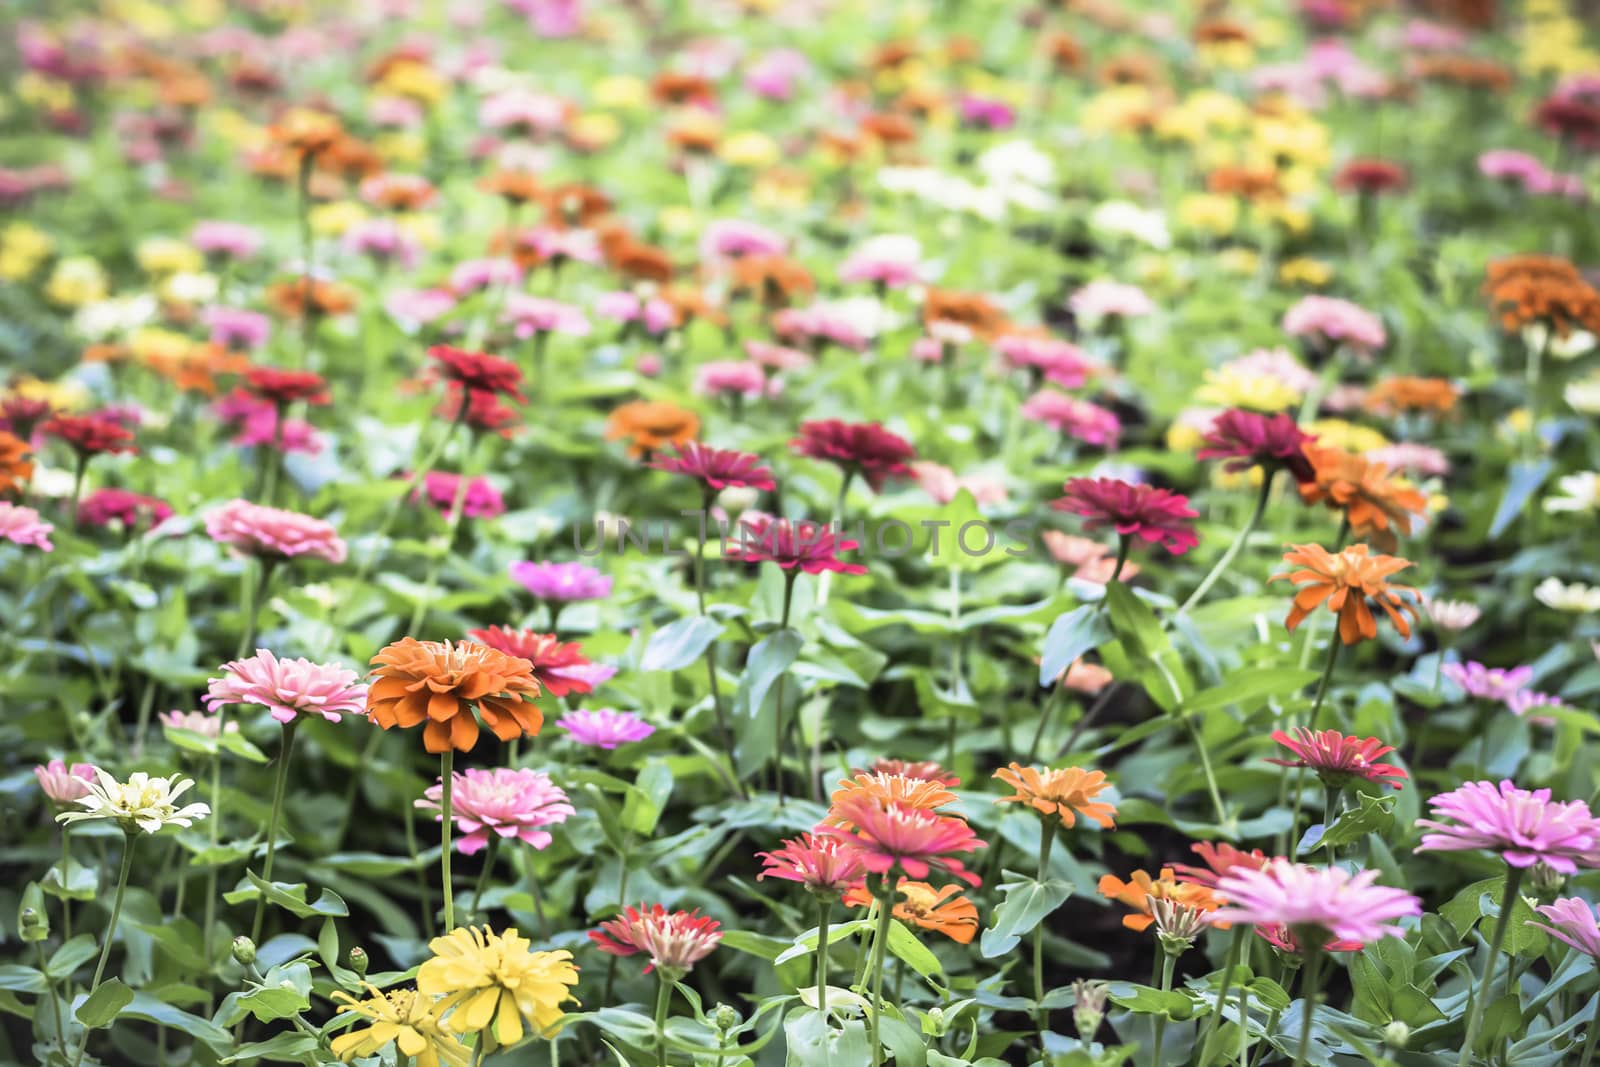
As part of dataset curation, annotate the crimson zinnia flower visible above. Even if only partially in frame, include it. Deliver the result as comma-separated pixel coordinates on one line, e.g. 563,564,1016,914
1052,477,1198,555
1266,728,1409,790
590,905,722,976
465,626,595,698
1197,409,1315,483
428,345,526,402
791,419,915,491
43,412,136,458
244,366,330,405
439,383,521,437
648,442,776,492
1334,158,1408,195
724,514,867,575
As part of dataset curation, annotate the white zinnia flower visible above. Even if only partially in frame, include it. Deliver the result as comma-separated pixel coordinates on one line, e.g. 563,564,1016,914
1088,200,1172,249
1422,596,1481,632
1534,578,1600,614
57,769,211,834
1566,375,1600,414
1546,472,1600,515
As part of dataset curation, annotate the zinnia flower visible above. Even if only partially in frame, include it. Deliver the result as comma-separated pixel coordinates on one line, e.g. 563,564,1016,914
465,627,594,697
992,764,1118,829
1052,477,1199,555
855,760,960,786
791,419,916,491
160,710,236,738
205,649,368,724
1171,841,1271,889
648,442,776,491
590,904,723,976
416,926,579,1045
555,708,654,748
1270,543,1417,644
57,769,210,834
1020,391,1121,447
428,345,526,402
416,768,574,854
1098,868,1222,932
829,771,961,814
1484,255,1600,337
1299,447,1426,550
1422,596,1480,632
78,488,173,532
205,499,347,564
1208,860,1421,946
1416,780,1600,873
0,430,34,495
367,639,543,753
330,984,468,1067
819,793,986,886
508,560,613,602
604,399,700,458
1266,728,1408,789
244,366,330,406
0,502,54,551
34,759,98,804
43,411,136,457
841,880,980,943
725,514,867,575
416,472,505,520
1529,898,1600,958
1197,409,1316,482
757,833,869,895
1282,295,1386,354
1442,661,1532,703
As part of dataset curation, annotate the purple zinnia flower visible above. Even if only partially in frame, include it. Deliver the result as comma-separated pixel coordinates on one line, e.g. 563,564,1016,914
557,708,655,749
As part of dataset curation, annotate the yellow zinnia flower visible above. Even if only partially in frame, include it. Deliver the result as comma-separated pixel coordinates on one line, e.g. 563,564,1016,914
593,75,648,111
331,984,468,1067
311,201,368,238
46,257,108,307
1279,256,1331,286
1178,193,1240,236
1197,368,1301,412
417,927,579,1049
720,131,779,168
1306,418,1388,454
1,223,54,280
137,237,204,276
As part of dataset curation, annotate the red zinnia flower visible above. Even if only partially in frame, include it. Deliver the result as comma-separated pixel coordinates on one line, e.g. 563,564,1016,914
465,626,595,698
244,366,330,406
791,419,916,491
1534,96,1600,148
757,832,868,895
428,345,526,402
590,904,722,976
43,412,136,458
819,793,986,886
439,384,521,437
1266,727,1409,790
1197,409,1316,483
648,442,776,492
0,396,52,439
1334,158,1408,195
724,514,867,575
1052,477,1198,555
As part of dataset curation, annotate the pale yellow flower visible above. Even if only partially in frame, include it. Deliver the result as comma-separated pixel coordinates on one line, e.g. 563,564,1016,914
56,769,210,834
46,257,109,307
331,984,467,1067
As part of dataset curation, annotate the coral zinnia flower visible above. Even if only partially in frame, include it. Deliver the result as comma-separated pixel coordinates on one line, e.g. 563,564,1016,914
416,768,574,854
758,832,868,895
589,904,723,976
331,985,466,1067
1170,841,1272,889
0,430,34,496
43,412,136,457
417,927,578,1045
842,880,980,943
648,442,776,492
1416,779,1600,874
992,764,1117,829
269,107,344,158
0,502,54,551
1208,860,1420,946
1052,477,1199,555
791,419,916,491
725,514,867,575
859,759,960,786
367,639,543,753
1267,728,1409,789
1298,447,1426,550
1196,409,1315,483
205,649,368,724
465,627,594,698
1270,543,1417,645
829,771,961,815
819,794,986,886
428,345,526,402
604,399,700,458
1334,158,1408,195
1098,867,1222,931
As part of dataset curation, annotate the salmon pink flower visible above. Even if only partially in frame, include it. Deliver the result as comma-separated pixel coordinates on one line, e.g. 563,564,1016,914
792,419,915,491
555,708,654,748
1171,841,1272,889
416,767,574,854
757,832,868,895
205,649,368,724
857,760,960,786
0,502,54,551
590,905,722,976
819,793,986,886
1208,860,1421,946
1052,477,1199,555
466,627,595,697
1267,728,1408,789
34,759,98,804
1416,780,1600,874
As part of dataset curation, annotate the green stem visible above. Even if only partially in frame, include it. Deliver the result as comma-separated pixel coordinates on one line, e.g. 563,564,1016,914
523,843,550,939
250,717,301,942
440,751,456,931
1457,866,1526,1067
1237,977,1251,1066
1579,989,1600,1067
1027,684,1066,764
1524,325,1550,466
815,899,832,1014
868,880,896,1067
1179,471,1274,616
1322,787,1342,864
1108,536,1132,585
408,442,478,635
470,835,501,923
654,975,672,1067
1196,925,1248,1066
59,831,72,942
1295,944,1322,1066
75,832,135,1067
37,942,64,1055
1308,638,1341,730
67,455,87,532
1033,821,1056,1040
772,571,798,804
403,792,435,939
1184,717,1229,828
296,152,315,369
1153,948,1175,1065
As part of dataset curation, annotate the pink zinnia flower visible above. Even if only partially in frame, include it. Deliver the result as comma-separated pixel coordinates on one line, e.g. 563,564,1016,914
204,306,271,350
1442,662,1533,704
757,832,868,895
911,461,1007,506
342,218,421,269
744,339,812,372
724,514,867,575
694,361,768,400
792,419,916,491
1416,780,1600,873
1283,295,1386,354
1529,898,1600,958
34,759,98,804
416,471,505,519
450,257,522,295
1364,443,1450,478
960,95,1015,130
839,235,924,289
596,291,676,334
699,219,787,262
205,499,347,563
819,794,986,886
590,904,723,975
521,226,601,266
205,649,368,724
995,335,1098,388
159,709,237,737
1040,532,1142,584
1266,728,1409,789
191,220,261,260
556,708,655,748
509,560,612,601
0,503,54,552
479,87,571,137
502,294,591,339
648,442,776,492
1052,477,1199,555
1198,409,1316,483
1020,391,1121,447
1069,280,1155,322
1508,689,1566,724
386,287,458,328
1208,860,1421,945
745,48,810,101
418,768,573,855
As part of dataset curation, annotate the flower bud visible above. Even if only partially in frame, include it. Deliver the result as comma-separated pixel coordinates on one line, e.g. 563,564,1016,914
923,1006,947,1036
1072,979,1107,1042
231,936,257,965
713,1004,739,1031
1529,861,1567,899
347,947,369,976
19,906,49,943
1382,1020,1409,1048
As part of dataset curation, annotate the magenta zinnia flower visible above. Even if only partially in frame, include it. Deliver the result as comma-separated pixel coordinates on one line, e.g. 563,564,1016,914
416,767,574,854
648,442,776,491
205,649,369,724
1052,477,1199,556
509,560,613,601
1198,409,1316,483
556,708,655,748
1442,661,1533,704
1416,780,1600,874
416,471,505,519
78,488,174,532
724,514,867,575
819,794,986,886
205,499,346,564
757,832,869,895
1529,898,1600,958
1208,860,1421,946
0,502,54,552
791,419,916,491
590,904,723,975
1266,728,1408,790
34,759,98,804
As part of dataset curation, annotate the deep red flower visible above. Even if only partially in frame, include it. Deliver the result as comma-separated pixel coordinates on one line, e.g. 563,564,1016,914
724,514,867,575
1534,96,1600,147
1171,841,1273,889
1266,727,1409,790
438,383,521,437
428,344,526,402
0,396,52,439
648,441,776,492
465,626,595,698
1051,477,1199,555
244,366,330,405
1197,409,1316,483
78,488,173,531
791,419,915,491
1334,158,1408,195
43,412,136,457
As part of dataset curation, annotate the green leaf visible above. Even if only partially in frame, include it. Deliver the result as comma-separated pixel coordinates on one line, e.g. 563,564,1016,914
719,930,790,961
1318,793,1396,851
1183,667,1320,712
784,1008,872,1066
221,1033,319,1063
75,978,133,1028
1104,581,1168,660
878,1014,929,1067
641,616,724,672
887,920,942,979
42,857,99,901
218,730,270,763
46,935,99,980
121,992,232,1050
316,852,423,877
0,965,46,994
1107,983,1196,1020
1441,877,1503,940
621,759,675,837
739,629,804,718
224,872,349,918
1489,460,1553,539
980,875,1074,957
1038,604,1111,686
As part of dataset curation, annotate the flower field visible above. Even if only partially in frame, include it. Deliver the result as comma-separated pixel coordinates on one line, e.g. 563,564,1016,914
3,0,1600,1064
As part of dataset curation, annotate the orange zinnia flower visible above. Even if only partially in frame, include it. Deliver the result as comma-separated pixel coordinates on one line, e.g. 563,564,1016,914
267,278,357,319
828,772,960,818
1098,867,1221,932
0,431,34,497
604,400,699,458
1298,446,1426,550
269,107,344,159
367,638,543,753
730,255,815,308
1363,376,1460,417
993,764,1117,829
1270,543,1417,645
1484,254,1600,337
479,170,543,206
923,289,1008,340
842,880,980,943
